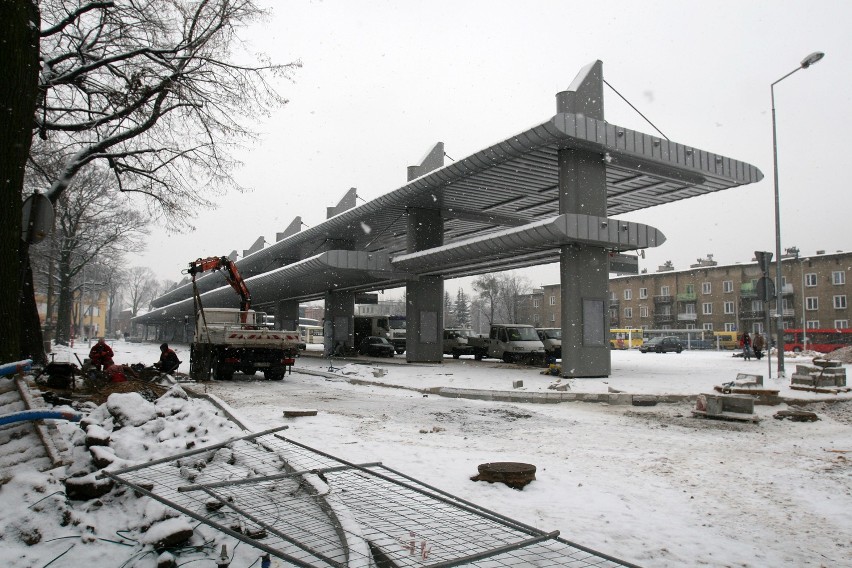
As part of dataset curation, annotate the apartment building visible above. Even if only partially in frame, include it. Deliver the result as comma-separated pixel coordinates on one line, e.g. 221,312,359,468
519,250,851,334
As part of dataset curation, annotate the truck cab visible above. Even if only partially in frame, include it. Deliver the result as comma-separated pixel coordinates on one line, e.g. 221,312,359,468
443,328,476,358
470,324,546,364
535,328,562,359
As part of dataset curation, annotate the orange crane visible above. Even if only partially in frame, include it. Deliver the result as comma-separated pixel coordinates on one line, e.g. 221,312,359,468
187,256,252,322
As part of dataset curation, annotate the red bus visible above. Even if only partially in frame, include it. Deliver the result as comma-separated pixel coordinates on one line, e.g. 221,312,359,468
783,328,852,353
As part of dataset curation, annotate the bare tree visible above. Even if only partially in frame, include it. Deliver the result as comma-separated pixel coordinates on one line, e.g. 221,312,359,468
35,0,300,224
126,266,158,316
30,165,149,344
9,0,299,360
472,275,499,325
497,273,532,323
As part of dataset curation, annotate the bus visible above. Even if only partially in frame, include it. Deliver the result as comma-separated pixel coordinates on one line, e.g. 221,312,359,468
609,328,644,350
783,328,852,354
298,324,324,345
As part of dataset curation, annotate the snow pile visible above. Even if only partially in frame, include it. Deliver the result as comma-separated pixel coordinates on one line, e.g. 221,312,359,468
0,385,262,568
826,345,852,364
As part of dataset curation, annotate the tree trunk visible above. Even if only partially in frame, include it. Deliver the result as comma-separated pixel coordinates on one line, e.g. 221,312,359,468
55,261,74,345
20,250,46,363
0,0,41,361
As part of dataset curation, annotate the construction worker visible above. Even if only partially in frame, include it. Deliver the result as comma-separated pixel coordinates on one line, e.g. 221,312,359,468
154,343,181,374
88,338,114,371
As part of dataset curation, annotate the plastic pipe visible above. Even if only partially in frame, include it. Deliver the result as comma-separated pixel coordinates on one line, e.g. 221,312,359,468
0,409,82,426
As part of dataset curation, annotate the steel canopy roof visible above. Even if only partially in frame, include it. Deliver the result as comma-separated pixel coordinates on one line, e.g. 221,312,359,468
144,110,762,322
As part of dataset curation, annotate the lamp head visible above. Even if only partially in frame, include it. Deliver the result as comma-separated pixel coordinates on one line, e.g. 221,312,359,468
800,52,825,68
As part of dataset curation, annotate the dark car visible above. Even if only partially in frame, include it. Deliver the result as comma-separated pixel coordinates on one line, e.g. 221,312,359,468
639,336,684,353
358,336,395,357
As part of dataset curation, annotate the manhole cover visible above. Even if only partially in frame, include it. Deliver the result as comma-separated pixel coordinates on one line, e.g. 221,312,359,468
471,462,536,489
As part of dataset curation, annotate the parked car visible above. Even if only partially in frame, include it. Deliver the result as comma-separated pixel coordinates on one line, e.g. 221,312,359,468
358,336,395,357
639,336,684,353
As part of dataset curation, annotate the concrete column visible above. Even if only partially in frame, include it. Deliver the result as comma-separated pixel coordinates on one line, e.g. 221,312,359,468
557,60,611,377
406,207,443,362
275,299,299,332
324,290,355,356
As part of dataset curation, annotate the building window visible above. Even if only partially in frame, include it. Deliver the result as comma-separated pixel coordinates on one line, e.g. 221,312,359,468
639,287,648,299
835,319,849,328
702,302,712,315
624,307,633,318
533,298,540,308
661,285,670,296
703,323,713,331
550,313,556,322
685,284,695,295
723,280,733,293
833,271,846,285
533,313,540,323
640,306,649,318
806,320,820,329
724,301,735,315
805,273,817,287
624,289,632,300
751,300,762,312
549,296,556,306
684,304,696,314
725,323,736,332
806,297,818,311
610,291,617,301
702,282,711,294
753,322,764,334
686,324,696,330
834,295,847,309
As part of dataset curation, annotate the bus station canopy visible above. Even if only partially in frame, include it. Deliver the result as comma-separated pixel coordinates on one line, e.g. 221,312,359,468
136,111,761,325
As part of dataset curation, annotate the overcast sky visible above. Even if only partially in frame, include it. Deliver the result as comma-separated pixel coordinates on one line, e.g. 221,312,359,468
138,0,851,294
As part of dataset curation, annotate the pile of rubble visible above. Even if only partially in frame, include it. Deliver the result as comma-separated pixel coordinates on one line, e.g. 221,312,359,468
790,359,849,393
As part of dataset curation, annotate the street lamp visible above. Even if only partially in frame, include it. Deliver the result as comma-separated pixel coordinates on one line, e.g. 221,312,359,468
770,51,824,377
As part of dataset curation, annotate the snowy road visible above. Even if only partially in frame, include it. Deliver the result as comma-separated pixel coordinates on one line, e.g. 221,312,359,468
199,368,852,568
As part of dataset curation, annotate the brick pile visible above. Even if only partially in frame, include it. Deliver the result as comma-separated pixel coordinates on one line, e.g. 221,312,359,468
790,359,847,388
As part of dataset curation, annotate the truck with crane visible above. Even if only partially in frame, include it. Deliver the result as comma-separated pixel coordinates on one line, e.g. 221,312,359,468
186,256,300,381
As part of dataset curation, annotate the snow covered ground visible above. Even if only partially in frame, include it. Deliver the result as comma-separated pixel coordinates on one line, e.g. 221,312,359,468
3,339,850,567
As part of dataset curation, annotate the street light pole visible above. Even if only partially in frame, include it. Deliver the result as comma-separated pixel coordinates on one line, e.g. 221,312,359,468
770,51,824,378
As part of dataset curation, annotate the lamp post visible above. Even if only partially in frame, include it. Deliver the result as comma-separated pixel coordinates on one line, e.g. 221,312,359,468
770,51,824,377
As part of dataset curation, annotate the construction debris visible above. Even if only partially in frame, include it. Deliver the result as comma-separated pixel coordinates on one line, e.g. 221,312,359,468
693,393,759,422
789,358,849,394
773,409,819,422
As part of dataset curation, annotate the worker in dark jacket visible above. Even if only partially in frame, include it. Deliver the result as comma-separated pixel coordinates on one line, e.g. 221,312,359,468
89,338,114,371
154,343,181,374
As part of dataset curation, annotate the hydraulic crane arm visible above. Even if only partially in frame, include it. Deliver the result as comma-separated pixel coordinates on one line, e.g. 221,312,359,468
186,256,252,313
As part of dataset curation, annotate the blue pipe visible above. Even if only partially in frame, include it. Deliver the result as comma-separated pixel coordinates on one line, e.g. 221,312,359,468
0,409,82,426
0,359,33,377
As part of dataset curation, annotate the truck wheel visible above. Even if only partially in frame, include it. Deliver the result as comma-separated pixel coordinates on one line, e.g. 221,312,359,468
396,349,405,355
213,364,233,381
474,352,484,361
452,351,461,359
502,353,514,364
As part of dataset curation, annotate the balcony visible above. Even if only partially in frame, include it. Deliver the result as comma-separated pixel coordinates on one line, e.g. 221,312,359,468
654,295,673,305
677,313,698,321
783,308,795,317
781,283,794,295
654,313,674,323
676,292,696,302
740,309,766,320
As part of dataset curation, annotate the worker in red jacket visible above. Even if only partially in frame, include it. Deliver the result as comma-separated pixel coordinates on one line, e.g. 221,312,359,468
88,338,114,371
154,343,181,374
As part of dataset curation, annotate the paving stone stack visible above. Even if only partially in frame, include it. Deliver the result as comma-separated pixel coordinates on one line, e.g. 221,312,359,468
790,359,847,388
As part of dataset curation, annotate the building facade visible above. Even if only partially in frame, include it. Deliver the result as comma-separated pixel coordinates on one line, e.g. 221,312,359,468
519,251,851,334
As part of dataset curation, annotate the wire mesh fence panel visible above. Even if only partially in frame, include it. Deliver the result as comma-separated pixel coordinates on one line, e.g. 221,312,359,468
108,428,638,567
